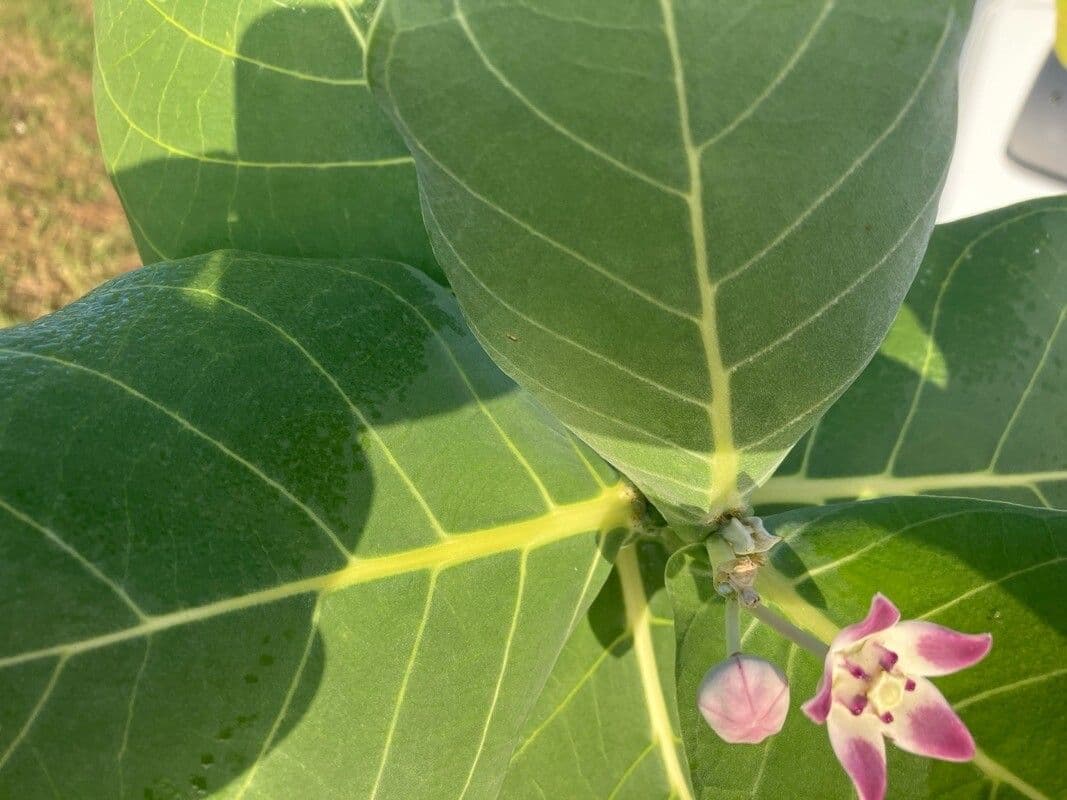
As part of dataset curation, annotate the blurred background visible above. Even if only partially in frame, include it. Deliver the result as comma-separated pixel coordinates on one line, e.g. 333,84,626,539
1,0,1064,328
0,0,136,327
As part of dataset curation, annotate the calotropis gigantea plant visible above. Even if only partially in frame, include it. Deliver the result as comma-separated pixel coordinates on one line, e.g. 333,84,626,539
0,1,1063,798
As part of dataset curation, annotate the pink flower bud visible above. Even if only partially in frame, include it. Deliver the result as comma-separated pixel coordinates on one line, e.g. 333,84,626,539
697,654,790,744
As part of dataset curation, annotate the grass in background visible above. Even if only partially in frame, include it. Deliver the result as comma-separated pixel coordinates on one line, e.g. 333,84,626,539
0,0,137,327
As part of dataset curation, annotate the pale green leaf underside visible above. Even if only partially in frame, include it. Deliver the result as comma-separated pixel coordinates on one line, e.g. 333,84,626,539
757,197,1067,513
369,0,969,522
93,0,440,279
501,542,692,800
0,252,635,799
668,498,1065,800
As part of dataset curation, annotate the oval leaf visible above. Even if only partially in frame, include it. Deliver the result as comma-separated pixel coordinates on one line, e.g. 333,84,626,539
369,0,970,522
93,0,440,280
668,498,1065,799
757,197,1067,512
0,252,636,799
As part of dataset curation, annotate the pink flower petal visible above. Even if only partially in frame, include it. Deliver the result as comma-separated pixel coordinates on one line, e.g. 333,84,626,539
833,593,901,650
878,621,991,677
827,705,887,800
884,677,976,761
802,668,833,724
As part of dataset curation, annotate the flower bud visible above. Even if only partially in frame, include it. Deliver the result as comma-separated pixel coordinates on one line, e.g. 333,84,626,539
697,654,789,744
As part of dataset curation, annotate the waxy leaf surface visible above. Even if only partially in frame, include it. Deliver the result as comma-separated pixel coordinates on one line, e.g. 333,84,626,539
668,498,1065,799
94,0,439,279
757,197,1067,513
0,251,633,799
369,0,970,521
501,542,691,800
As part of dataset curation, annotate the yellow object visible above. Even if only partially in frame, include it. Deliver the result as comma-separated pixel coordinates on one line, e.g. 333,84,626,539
1058,0,1067,65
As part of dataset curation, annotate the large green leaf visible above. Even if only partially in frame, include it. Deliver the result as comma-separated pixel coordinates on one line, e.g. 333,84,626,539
0,251,637,798
368,0,970,523
501,542,692,800
756,197,1067,513
93,0,439,280
668,498,1065,799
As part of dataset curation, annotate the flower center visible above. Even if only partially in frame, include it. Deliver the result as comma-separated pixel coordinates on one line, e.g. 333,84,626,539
868,671,907,715
833,640,914,723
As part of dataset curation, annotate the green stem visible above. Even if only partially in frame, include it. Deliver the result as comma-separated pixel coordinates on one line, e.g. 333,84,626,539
725,597,741,655
704,535,733,568
747,603,829,659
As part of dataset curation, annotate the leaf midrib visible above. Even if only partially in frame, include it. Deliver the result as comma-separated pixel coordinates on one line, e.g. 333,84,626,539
755,468,1067,506
0,484,633,671
380,2,962,519
617,546,694,800
657,0,738,511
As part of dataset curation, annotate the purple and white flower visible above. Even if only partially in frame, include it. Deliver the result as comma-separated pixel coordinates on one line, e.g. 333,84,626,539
803,593,991,800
